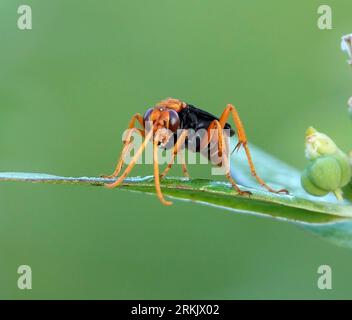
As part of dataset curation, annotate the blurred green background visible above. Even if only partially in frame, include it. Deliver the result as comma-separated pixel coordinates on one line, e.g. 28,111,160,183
0,0,352,299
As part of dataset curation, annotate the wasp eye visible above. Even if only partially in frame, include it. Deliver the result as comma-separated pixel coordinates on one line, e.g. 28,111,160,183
168,109,180,132
143,108,154,125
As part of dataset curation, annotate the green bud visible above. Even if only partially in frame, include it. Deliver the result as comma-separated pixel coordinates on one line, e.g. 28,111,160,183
305,127,338,160
333,151,352,187
306,156,341,191
301,167,329,196
301,127,352,200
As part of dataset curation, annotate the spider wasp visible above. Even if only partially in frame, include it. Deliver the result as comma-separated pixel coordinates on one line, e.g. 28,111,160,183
102,98,288,205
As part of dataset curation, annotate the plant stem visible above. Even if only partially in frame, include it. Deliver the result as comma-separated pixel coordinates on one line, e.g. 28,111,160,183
333,188,344,201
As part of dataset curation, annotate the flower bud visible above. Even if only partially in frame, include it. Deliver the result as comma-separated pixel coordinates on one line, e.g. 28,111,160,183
334,151,352,186
305,127,338,160
301,127,352,200
348,97,352,119
306,156,341,190
341,34,352,65
301,167,329,197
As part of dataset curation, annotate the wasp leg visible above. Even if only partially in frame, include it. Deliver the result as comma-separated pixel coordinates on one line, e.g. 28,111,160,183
102,113,144,179
203,119,252,196
218,104,288,194
105,130,153,189
181,162,190,179
160,130,189,179
160,151,190,179
198,119,223,154
153,139,172,205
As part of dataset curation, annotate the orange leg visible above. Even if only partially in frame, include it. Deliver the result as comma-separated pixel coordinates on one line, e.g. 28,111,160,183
181,162,190,178
153,140,172,205
105,130,153,189
160,151,190,179
160,130,189,179
222,135,251,196
204,119,251,196
198,120,222,153
102,113,145,179
218,104,288,194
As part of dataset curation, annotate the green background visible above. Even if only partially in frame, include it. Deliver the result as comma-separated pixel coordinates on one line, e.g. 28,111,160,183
0,0,352,299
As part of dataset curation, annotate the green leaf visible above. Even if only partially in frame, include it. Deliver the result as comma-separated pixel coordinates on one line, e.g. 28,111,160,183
0,138,351,248
229,141,352,248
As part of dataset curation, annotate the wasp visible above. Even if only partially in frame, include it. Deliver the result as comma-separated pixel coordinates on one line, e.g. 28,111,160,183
102,98,288,205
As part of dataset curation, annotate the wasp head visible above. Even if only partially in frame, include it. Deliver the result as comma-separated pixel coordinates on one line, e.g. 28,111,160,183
143,105,180,148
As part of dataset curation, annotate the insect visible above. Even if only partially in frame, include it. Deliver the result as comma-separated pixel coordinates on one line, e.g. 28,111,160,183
102,98,288,205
